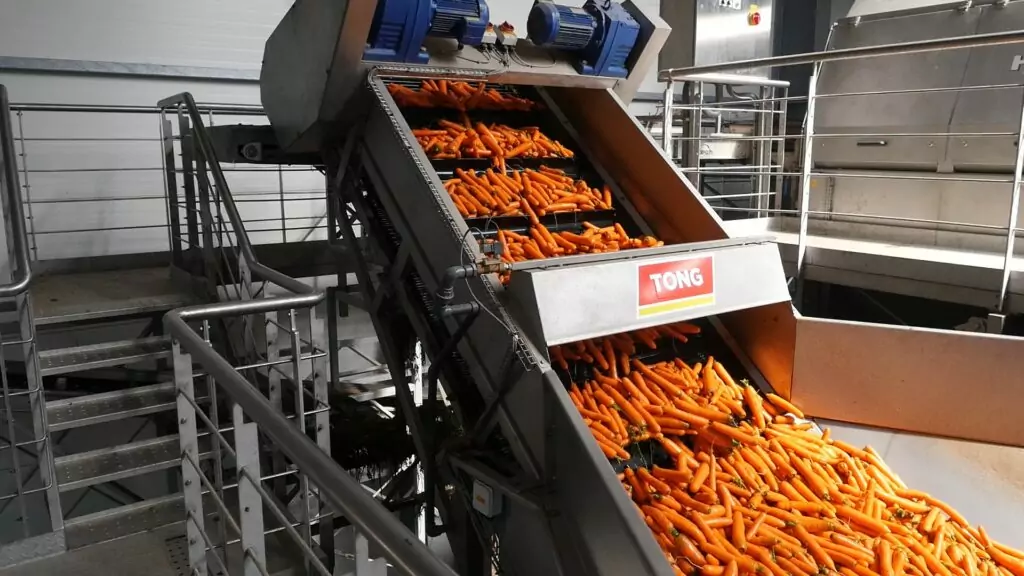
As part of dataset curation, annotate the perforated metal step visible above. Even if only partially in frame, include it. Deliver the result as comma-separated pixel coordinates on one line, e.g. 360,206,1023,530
38,336,172,377
55,435,211,492
46,382,178,432
64,493,186,550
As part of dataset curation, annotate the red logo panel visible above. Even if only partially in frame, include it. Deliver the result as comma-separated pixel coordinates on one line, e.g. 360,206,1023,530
637,256,715,316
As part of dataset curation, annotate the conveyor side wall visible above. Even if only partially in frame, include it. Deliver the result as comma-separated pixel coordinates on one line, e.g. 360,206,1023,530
792,316,1024,447
360,74,672,576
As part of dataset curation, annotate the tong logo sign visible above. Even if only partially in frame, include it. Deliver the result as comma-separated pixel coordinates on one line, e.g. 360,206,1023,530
637,256,716,318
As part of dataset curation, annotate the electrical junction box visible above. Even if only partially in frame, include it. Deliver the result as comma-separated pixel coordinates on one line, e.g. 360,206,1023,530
472,480,502,518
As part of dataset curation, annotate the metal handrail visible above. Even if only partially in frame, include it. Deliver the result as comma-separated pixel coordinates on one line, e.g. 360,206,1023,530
158,91,313,296
11,102,264,115
164,298,456,576
659,29,1024,79
0,85,32,297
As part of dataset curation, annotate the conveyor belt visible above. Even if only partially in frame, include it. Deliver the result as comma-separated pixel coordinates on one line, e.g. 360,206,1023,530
352,73,790,576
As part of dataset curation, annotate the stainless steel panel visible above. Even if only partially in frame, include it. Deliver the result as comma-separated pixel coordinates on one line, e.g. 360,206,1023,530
661,0,775,78
260,0,378,153
507,240,790,346
793,316,1024,447
947,2,1024,171
616,1,674,103
814,10,978,170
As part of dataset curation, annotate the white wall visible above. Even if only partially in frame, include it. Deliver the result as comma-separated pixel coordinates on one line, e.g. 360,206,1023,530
0,0,327,260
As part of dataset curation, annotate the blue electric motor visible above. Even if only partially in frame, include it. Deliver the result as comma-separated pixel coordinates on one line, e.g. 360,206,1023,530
526,0,640,78
365,0,490,64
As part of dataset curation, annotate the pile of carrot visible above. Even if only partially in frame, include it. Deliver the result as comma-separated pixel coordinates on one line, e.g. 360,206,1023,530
445,167,610,218
498,220,662,265
550,321,700,372
388,80,539,111
414,121,573,160
561,327,1024,576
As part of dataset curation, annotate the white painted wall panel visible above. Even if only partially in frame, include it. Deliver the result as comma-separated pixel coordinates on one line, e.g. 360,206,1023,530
0,0,293,69
0,71,325,259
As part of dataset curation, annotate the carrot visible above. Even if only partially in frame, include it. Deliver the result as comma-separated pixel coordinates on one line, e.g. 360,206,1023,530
879,538,895,576
710,422,766,447
766,393,805,418
743,385,767,430
732,510,747,551
690,461,711,494
745,512,768,540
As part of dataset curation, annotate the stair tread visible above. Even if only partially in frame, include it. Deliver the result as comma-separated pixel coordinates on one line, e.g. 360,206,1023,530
46,381,177,431
39,335,172,377
64,493,185,549
32,267,195,326
55,434,211,492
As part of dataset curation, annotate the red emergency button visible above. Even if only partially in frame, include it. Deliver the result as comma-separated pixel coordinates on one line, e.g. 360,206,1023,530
748,4,761,25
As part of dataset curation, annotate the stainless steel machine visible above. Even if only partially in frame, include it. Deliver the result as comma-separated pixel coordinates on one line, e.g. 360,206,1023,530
715,0,1024,320
171,0,1024,574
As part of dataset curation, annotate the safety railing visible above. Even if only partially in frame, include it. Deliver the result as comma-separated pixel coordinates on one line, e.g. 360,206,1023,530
658,28,1024,312
651,73,790,219
5,100,326,262
0,85,63,555
166,296,454,576
159,92,449,575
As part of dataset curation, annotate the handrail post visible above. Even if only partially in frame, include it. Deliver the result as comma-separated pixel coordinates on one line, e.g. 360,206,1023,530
795,66,819,307
174,342,208,574
997,87,1024,313
662,80,674,156
234,402,267,576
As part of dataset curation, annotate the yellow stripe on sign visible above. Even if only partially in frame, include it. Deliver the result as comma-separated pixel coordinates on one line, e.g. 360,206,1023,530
638,294,716,317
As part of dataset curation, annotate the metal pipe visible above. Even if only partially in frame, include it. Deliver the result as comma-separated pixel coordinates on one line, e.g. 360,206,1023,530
672,72,791,88
0,86,33,297
10,102,263,115
662,80,675,156
795,66,819,306
998,91,1024,312
660,29,1024,78
165,305,456,576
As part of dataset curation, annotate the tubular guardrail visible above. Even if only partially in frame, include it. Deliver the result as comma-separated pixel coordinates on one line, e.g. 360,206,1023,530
6,100,325,261
654,73,790,219
158,92,451,575
0,85,63,551
166,298,455,576
658,29,1024,312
